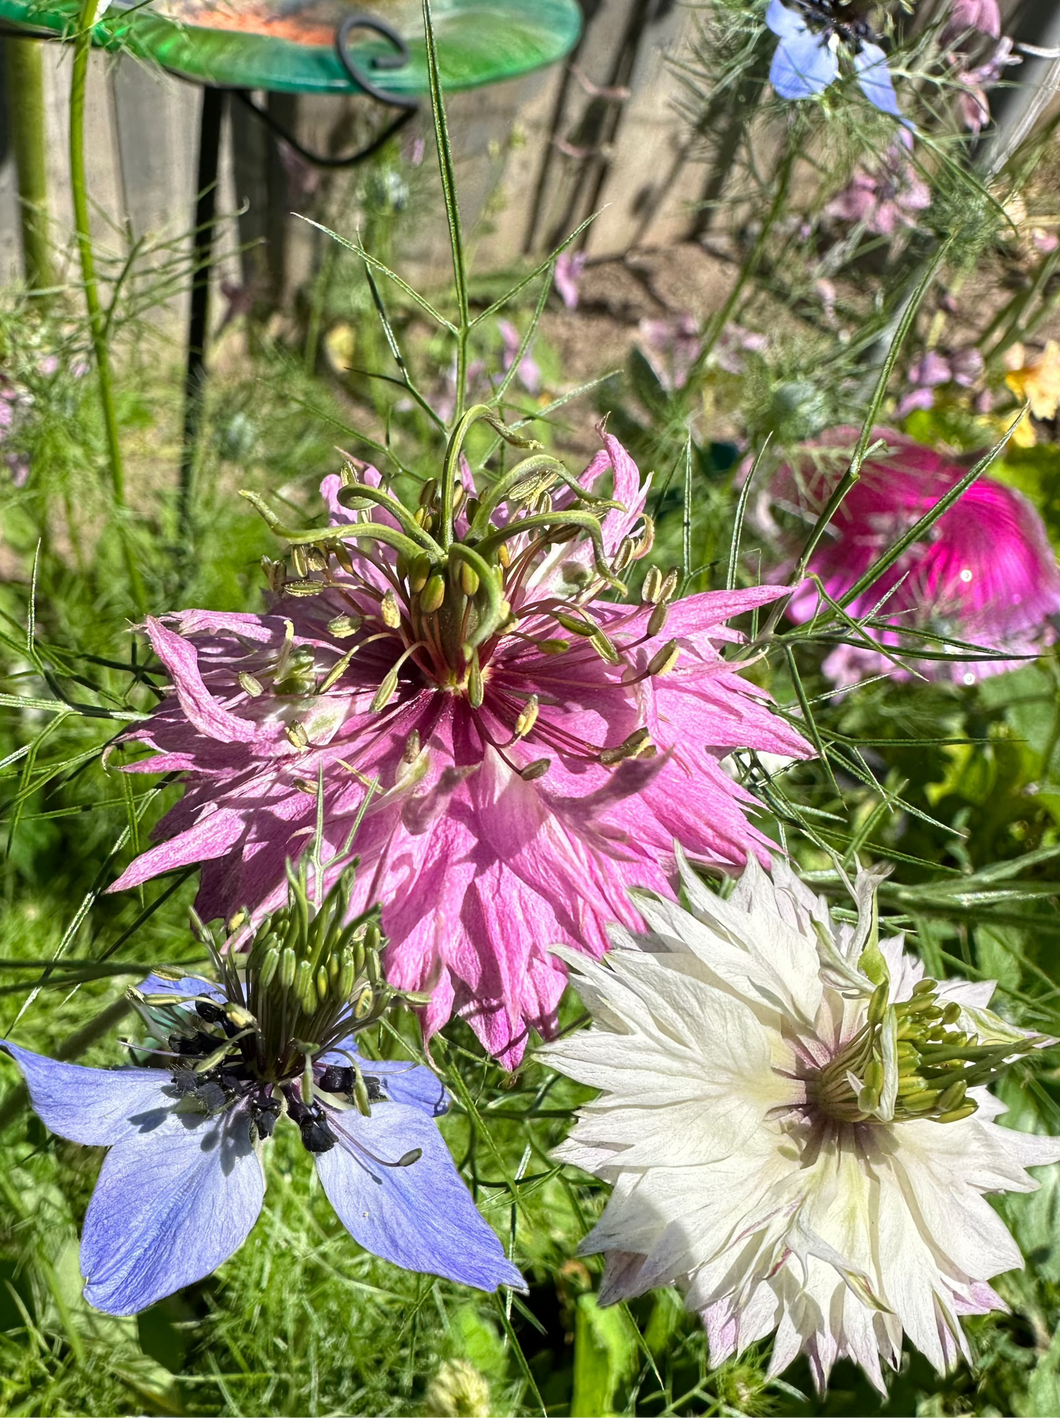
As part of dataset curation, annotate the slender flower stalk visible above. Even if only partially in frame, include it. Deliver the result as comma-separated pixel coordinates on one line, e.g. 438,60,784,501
544,853,1060,1392
2,865,523,1315
109,420,810,1066
69,0,145,612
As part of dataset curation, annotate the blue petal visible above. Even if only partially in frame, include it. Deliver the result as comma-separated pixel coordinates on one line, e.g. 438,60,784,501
3,1042,173,1146
315,1102,525,1292
770,29,839,99
80,1106,265,1315
321,1041,448,1118
765,0,806,40
138,973,224,1001
854,42,904,120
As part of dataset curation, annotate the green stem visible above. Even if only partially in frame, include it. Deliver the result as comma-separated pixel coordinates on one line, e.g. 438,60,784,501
5,37,54,292
69,4,147,613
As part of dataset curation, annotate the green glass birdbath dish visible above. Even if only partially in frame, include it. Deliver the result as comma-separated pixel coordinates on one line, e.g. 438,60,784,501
0,0,581,94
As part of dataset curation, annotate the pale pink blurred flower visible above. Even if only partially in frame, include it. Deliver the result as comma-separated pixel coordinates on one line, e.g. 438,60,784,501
954,38,1019,134
774,428,1060,686
896,347,984,416
109,432,811,1066
942,0,1001,43
497,319,542,396
714,323,769,376
1032,229,1060,255
827,133,930,237
554,251,587,310
638,314,703,390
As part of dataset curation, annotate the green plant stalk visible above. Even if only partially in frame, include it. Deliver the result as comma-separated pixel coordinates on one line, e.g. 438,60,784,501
68,1,146,613
5,37,54,292
421,0,470,423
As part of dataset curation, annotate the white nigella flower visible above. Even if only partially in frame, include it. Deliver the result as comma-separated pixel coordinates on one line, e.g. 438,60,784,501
544,851,1060,1394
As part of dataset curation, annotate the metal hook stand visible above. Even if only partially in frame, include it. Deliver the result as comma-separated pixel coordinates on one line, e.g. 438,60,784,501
177,14,420,536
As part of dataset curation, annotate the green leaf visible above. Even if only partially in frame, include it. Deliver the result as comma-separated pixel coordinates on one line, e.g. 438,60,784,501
570,1293,638,1418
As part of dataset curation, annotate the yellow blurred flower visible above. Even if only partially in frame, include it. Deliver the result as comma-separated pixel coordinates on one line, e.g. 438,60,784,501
1004,339,1060,420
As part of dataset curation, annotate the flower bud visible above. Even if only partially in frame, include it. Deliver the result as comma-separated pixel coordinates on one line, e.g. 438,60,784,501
380,591,402,629
421,573,446,614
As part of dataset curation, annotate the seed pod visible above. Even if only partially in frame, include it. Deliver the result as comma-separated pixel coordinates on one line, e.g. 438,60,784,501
553,611,596,638
468,650,484,709
295,959,315,1013
611,537,636,576
591,631,621,665
353,1069,372,1117
857,1085,879,1115
647,640,679,677
408,554,431,593
327,614,362,639
280,947,298,991
600,728,652,766
380,590,402,629
238,672,264,697
421,573,446,614
515,696,539,738
257,947,281,991
370,668,399,713
938,1101,978,1124
285,722,310,750
642,566,663,605
647,601,668,638
337,950,356,1000
902,1089,941,1113
936,1078,967,1113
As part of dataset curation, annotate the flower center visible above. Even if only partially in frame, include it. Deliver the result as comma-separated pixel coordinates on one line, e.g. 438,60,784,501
132,866,422,1155
809,977,1040,1127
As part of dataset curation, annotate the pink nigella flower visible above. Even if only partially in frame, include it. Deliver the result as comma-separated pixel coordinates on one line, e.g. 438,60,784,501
774,428,1060,687
110,424,810,1066
942,0,1001,43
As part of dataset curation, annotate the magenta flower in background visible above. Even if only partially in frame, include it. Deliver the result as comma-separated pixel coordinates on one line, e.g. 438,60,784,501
110,430,810,1066
774,429,1060,687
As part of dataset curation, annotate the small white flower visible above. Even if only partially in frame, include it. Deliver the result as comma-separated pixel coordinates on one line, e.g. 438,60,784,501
544,850,1060,1394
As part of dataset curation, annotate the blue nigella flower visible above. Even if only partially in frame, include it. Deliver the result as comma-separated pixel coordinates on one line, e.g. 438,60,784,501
2,873,524,1316
765,0,907,123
